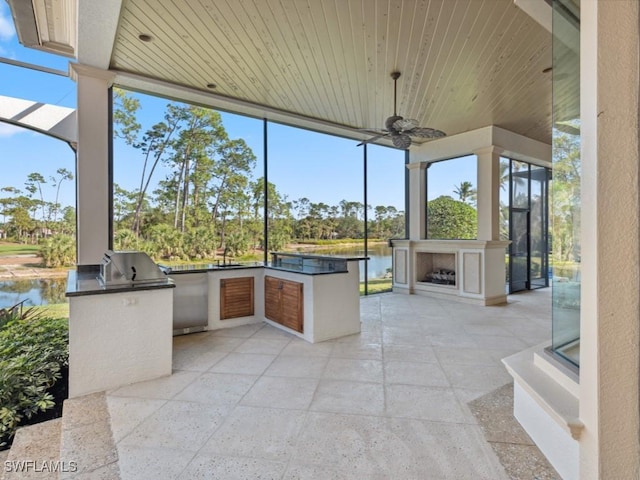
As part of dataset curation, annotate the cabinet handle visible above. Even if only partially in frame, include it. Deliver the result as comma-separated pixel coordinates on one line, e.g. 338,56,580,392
221,280,225,288
278,281,283,290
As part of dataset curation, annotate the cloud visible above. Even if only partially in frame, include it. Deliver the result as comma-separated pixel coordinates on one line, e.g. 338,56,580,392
0,123,25,137
0,4,16,41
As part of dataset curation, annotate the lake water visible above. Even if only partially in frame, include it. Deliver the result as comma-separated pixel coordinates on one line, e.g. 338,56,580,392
0,278,68,309
298,243,392,281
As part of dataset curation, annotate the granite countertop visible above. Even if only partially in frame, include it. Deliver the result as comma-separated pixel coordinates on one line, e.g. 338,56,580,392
159,262,264,274
66,268,175,297
269,252,369,261
163,262,350,276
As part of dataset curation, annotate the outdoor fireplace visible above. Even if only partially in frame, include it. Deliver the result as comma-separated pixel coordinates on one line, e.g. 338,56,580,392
416,252,457,287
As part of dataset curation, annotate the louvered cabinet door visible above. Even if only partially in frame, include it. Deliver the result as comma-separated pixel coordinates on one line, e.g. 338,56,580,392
264,275,282,323
220,277,255,320
280,279,303,333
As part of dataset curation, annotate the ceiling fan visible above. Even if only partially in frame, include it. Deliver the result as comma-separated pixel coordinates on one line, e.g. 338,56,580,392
359,71,446,149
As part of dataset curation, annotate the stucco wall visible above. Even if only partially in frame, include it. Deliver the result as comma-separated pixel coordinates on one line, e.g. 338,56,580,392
580,1,640,478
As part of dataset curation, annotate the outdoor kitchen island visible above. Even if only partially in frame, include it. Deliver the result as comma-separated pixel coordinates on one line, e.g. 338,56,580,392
165,252,364,344
65,259,175,398
66,251,363,397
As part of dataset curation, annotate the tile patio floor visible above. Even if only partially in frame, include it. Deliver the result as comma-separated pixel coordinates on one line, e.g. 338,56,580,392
106,288,551,480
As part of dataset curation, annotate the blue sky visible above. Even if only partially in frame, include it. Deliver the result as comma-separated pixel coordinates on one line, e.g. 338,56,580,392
0,2,474,213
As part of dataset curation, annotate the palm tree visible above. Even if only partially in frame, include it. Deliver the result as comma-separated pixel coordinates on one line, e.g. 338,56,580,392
453,181,476,205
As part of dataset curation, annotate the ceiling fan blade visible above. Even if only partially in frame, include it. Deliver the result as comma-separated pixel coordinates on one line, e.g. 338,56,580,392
391,133,412,149
392,118,419,131
408,127,447,139
385,115,403,131
356,132,389,147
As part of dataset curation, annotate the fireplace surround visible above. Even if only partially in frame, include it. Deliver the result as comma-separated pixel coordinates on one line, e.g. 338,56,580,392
391,239,510,305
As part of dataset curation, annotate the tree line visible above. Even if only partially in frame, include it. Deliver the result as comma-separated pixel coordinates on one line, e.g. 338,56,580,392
1,90,498,266
0,169,75,242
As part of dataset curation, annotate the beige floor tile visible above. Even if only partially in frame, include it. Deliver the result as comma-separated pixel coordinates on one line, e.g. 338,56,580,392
174,372,258,405
209,352,277,375
434,346,497,366
202,406,306,461
108,370,200,400
252,324,299,340
429,333,478,348
323,358,383,383
106,396,167,442
335,330,381,344
384,360,450,387
463,324,515,336
382,326,429,346
292,412,505,480
108,288,553,479
234,337,291,355
441,363,513,391
179,453,286,480
280,339,336,357
382,344,438,363
241,376,319,410
283,463,389,480
172,331,208,347
263,355,329,378
193,335,246,351
208,323,263,338
331,341,382,360
470,334,529,350
385,384,469,423
117,445,195,480
118,400,230,451
60,419,118,477
172,347,228,372
310,380,384,416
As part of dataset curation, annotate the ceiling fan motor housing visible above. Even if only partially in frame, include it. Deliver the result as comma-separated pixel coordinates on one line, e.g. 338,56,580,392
385,115,403,131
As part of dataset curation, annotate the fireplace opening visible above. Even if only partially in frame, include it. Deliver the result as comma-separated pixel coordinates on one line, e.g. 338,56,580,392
416,252,457,287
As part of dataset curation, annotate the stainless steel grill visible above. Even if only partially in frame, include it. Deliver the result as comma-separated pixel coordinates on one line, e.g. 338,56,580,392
99,250,167,286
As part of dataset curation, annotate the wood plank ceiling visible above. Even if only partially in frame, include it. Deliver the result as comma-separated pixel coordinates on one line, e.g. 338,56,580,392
110,0,552,144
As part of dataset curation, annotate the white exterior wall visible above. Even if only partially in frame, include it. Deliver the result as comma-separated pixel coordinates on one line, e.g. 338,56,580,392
580,1,640,478
68,288,173,397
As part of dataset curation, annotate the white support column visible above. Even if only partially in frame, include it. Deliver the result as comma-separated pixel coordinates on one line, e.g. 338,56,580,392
407,162,427,240
70,64,114,266
474,146,502,241
580,1,640,478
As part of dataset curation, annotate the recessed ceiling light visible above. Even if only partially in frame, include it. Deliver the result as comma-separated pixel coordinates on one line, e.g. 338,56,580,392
138,34,153,42
206,83,217,89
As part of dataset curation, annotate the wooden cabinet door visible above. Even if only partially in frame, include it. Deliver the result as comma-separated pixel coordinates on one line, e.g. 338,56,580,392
220,277,254,320
281,279,303,333
264,276,304,333
264,275,282,323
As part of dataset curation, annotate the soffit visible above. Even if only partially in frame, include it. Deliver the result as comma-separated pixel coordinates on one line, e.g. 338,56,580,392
109,0,552,144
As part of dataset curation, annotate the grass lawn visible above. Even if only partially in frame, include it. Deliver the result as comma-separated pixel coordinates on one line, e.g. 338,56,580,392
0,243,40,257
360,278,392,295
29,303,69,319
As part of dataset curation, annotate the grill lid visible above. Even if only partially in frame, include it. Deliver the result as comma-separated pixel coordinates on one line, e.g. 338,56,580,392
100,250,167,285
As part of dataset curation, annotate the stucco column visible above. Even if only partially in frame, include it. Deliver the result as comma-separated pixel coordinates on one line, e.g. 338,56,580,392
580,1,640,478
473,146,502,241
407,162,427,239
70,64,114,266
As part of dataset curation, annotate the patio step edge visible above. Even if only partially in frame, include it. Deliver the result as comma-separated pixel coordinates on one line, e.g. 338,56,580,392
58,392,121,479
2,418,62,480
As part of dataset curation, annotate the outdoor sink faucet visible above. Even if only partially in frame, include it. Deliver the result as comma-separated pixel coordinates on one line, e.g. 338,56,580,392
223,246,230,266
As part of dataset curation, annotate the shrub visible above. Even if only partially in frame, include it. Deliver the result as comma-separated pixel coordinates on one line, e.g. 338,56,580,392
427,196,478,240
0,310,68,448
39,234,76,267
